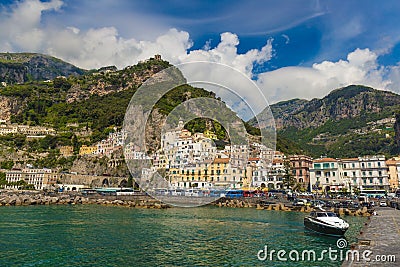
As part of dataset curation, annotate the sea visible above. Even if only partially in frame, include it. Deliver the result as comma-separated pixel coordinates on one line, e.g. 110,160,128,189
0,205,366,266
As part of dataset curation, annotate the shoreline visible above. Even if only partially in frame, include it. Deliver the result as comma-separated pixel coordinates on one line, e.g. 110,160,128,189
0,190,375,216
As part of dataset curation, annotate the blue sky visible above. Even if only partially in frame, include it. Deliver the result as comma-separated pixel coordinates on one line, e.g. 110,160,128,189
1,0,400,106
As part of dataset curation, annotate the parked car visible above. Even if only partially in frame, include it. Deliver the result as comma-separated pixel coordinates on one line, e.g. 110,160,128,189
379,200,388,207
310,200,325,208
293,199,307,206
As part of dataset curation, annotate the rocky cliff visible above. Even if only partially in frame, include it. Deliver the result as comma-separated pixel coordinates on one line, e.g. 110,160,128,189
251,85,400,130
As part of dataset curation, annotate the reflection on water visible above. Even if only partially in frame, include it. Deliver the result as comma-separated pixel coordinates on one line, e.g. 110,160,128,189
0,205,366,266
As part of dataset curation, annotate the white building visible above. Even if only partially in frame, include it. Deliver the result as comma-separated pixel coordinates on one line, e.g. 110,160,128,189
356,155,389,191
310,155,390,193
309,158,344,193
6,168,58,190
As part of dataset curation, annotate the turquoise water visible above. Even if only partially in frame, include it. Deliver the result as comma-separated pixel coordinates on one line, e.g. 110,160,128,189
0,205,366,266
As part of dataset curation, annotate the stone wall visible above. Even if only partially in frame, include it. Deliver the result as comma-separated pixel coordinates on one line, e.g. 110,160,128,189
60,174,128,187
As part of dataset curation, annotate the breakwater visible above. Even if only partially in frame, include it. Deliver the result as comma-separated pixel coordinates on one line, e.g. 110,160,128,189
342,207,400,266
0,191,379,216
214,197,373,216
0,191,169,209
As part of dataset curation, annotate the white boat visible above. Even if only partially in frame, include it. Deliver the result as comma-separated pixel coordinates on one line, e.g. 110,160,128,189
304,210,349,236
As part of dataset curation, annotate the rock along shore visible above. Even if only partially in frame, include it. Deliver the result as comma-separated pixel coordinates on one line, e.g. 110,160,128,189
0,192,374,216
213,197,373,217
0,191,169,209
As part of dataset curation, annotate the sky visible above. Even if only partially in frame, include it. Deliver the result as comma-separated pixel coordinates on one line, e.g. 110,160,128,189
1,0,400,111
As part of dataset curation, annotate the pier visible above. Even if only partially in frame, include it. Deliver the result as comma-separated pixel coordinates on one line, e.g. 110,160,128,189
342,207,400,266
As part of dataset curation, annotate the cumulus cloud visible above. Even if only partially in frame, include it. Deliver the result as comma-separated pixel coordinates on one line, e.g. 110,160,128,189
1,0,400,114
257,48,396,103
0,0,63,51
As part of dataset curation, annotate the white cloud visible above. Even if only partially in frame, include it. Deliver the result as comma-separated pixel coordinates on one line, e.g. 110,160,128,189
179,32,272,77
257,48,395,103
0,0,63,51
1,0,400,113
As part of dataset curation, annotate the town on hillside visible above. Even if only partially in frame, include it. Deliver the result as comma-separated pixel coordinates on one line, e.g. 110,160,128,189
2,118,399,200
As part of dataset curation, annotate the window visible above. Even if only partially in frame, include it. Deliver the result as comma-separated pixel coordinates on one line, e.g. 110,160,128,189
314,163,321,169
323,163,330,168
325,178,329,183
344,172,348,177
378,162,381,167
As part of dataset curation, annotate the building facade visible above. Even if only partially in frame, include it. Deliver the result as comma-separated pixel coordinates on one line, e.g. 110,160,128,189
6,168,58,190
289,155,312,189
309,158,344,193
310,155,391,194
386,157,400,191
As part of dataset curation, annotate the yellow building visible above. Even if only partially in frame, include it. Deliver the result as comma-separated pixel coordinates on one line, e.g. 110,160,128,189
204,130,217,140
79,145,97,155
168,157,244,189
386,158,400,191
169,161,211,188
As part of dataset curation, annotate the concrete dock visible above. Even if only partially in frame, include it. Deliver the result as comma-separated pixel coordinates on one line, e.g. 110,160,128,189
342,207,400,266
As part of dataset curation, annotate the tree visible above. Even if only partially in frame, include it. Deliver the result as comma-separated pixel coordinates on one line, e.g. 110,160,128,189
282,160,296,190
127,175,133,188
0,160,14,170
0,172,7,189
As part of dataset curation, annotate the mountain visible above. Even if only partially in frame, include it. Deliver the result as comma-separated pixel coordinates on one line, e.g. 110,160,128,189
2,53,399,161
0,54,241,149
0,53,86,84
250,85,400,158
252,85,400,129
0,56,173,135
